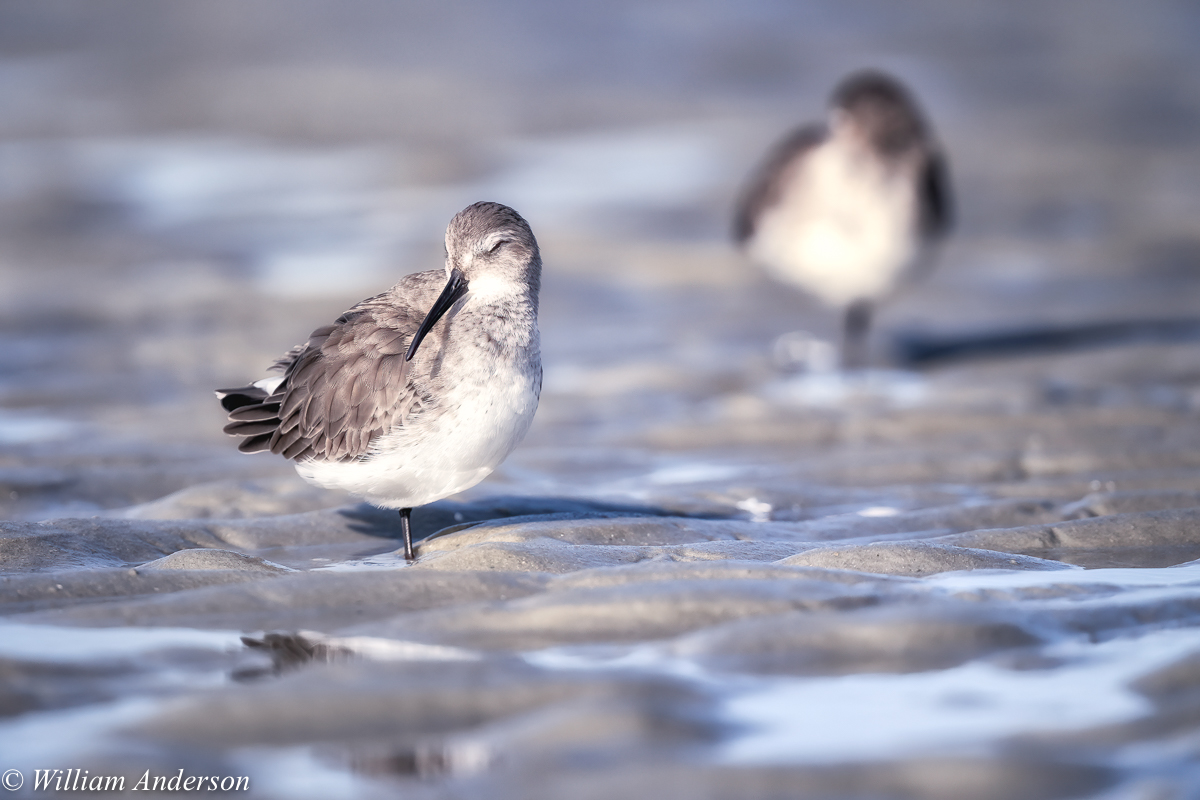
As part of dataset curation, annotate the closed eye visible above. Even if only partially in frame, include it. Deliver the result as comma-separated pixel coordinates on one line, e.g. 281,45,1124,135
487,239,512,255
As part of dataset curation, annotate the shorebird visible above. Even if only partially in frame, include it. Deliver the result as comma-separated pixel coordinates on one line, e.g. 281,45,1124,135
734,70,952,369
217,201,542,561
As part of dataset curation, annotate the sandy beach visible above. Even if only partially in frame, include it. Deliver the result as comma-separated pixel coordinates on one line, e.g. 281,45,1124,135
3,2,1200,797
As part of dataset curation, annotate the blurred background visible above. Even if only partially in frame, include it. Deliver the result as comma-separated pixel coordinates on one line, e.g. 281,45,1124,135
5,2,1200,795
1,0,1199,520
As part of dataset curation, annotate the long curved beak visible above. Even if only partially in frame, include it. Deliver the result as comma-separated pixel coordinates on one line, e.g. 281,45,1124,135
405,268,468,362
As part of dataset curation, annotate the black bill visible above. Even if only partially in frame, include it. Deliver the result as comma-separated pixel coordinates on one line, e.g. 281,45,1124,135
405,268,469,362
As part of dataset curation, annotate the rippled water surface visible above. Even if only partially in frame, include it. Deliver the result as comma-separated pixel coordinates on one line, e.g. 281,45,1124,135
3,2,1200,798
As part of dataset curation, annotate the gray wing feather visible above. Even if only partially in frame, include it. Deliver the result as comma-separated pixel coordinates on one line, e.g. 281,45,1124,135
219,271,442,463
733,124,827,244
920,149,953,239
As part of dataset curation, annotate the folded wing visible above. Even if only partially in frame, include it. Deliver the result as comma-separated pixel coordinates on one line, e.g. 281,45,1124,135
218,283,434,463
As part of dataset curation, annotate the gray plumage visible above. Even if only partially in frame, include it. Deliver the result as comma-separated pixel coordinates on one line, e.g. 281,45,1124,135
221,274,455,462
217,201,543,558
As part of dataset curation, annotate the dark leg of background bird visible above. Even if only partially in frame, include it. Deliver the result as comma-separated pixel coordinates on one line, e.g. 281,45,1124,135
398,508,414,561
842,299,873,370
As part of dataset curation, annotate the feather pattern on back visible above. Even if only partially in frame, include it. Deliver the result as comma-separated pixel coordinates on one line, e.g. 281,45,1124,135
219,271,446,462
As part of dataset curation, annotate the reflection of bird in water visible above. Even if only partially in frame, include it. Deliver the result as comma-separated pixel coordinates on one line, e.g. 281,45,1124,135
217,202,543,561
734,70,952,370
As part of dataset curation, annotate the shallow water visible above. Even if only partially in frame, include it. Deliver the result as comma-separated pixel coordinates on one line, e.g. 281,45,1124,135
3,2,1200,798
719,626,1191,764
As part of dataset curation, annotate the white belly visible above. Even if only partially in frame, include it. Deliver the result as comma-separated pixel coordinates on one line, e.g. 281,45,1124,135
295,363,540,509
750,140,920,308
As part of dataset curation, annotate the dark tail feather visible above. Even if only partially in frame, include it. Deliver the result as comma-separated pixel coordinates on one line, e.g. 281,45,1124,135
216,385,270,413
218,385,283,454
237,433,274,453
228,402,283,422
223,419,281,436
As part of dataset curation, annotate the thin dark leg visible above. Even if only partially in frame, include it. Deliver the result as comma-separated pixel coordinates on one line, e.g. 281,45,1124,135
399,507,414,561
842,300,873,370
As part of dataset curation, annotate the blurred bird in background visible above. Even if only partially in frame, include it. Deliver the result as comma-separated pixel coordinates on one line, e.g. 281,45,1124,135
734,70,952,370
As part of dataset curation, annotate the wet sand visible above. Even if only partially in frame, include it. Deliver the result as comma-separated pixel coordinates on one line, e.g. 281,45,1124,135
3,2,1200,798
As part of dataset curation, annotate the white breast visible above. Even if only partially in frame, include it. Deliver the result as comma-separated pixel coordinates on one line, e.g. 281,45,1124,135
295,340,541,509
749,138,921,308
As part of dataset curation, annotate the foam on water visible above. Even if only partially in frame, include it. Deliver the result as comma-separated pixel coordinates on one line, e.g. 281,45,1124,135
0,630,244,768
0,622,244,662
857,506,900,517
334,637,478,662
0,696,165,768
930,559,1200,592
719,626,1200,764
736,497,773,522
523,642,717,683
313,552,413,572
522,624,1200,764
0,702,392,797
645,462,747,486
521,585,1200,766
765,369,930,409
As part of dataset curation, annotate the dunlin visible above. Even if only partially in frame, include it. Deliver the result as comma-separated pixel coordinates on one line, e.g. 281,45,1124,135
218,201,542,560
734,70,952,369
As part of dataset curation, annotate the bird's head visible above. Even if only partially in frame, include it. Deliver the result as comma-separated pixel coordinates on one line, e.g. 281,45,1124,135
830,70,929,156
445,201,541,301
404,202,541,365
